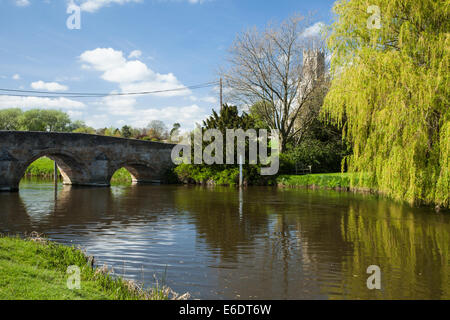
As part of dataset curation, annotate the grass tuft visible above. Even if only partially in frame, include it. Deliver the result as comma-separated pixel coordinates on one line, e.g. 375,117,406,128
0,234,189,300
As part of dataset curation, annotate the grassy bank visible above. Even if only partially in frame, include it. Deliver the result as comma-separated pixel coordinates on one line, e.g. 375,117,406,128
110,168,133,184
276,173,372,191
0,234,176,300
24,157,58,177
26,159,374,193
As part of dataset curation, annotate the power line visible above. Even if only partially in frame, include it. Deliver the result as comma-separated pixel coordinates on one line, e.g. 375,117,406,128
0,81,219,98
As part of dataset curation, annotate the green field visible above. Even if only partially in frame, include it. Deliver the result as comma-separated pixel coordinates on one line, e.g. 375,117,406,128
24,157,58,177
0,235,168,300
25,157,132,183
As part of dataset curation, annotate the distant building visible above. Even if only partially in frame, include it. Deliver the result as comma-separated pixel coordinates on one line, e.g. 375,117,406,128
292,50,327,137
298,49,326,101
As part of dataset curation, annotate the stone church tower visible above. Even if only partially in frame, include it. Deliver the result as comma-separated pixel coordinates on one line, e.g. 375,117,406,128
298,49,325,100
293,50,326,136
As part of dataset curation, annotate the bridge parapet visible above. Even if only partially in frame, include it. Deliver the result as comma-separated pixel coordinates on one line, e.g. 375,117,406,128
0,131,176,191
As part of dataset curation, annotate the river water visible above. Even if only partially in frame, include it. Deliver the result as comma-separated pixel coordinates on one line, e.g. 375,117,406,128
0,179,449,299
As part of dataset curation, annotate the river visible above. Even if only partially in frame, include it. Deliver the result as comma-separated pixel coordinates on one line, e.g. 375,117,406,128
0,179,449,299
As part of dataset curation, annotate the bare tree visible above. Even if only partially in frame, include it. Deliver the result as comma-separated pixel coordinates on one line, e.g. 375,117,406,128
221,14,325,151
147,120,168,141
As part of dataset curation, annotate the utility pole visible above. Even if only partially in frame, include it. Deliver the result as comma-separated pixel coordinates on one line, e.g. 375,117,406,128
219,77,223,111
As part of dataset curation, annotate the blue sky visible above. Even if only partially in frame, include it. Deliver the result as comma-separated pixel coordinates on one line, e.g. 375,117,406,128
0,0,336,130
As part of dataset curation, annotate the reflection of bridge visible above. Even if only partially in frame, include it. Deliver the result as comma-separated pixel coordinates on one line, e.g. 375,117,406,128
0,131,175,191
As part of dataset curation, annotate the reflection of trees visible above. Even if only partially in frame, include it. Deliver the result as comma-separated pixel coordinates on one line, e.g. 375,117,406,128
280,188,450,299
332,199,450,299
174,186,271,262
175,186,450,299
0,192,31,233
0,184,178,235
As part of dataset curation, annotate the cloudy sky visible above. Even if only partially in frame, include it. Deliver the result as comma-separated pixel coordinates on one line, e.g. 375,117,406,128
0,0,335,130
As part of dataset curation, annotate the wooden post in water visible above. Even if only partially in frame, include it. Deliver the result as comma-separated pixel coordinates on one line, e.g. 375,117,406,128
53,161,58,185
239,154,243,187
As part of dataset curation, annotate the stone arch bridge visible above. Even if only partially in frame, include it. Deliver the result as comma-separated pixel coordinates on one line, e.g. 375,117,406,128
0,131,176,192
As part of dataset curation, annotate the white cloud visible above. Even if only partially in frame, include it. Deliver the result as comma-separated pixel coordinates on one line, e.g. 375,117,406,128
71,0,205,13
67,110,84,119
31,80,69,92
85,114,109,128
12,74,21,80
201,96,217,104
128,50,142,59
14,0,30,7
0,96,85,109
74,0,143,13
96,95,137,116
302,22,325,38
189,95,217,104
129,104,209,129
80,47,191,97
80,48,126,72
92,91,208,129
120,77,190,97
102,60,151,83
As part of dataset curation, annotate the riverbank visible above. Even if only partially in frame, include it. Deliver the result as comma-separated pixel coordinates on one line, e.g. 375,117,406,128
276,173,372,192
24,161,446,209
0,234,178,300
24,157,58,178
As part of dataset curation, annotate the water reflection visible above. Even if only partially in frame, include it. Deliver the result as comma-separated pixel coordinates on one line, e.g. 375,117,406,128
0,180,448,299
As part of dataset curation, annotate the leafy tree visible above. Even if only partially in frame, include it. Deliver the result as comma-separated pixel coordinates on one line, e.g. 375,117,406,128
203,104,255,132
104,126,118,137
96,127,107,136
121,125,132,138
113,128,121,137
72,125,96,134
42,110,72,132
18,109,71,132
170,123,181,142
282,119,349,173
0,108,22,130
68,120,88,132
323,0,449,207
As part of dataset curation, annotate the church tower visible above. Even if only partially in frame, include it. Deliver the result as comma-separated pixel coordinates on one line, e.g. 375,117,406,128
298,50,325,100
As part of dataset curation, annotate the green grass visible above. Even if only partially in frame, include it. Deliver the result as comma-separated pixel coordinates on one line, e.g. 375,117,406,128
110,168,133,184
24,157,57,177
276,173,371,190
25,158,133,184
0,235,169,300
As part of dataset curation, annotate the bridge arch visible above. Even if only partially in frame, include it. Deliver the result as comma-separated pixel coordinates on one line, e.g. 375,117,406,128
16,149,90,187
108,160,163,184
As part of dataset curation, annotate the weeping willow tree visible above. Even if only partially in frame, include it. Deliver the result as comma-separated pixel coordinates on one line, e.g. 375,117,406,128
323,0,449,208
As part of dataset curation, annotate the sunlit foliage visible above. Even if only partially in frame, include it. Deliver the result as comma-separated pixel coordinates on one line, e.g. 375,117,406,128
323,0,449,207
